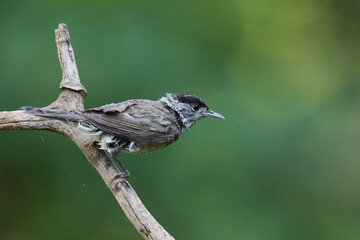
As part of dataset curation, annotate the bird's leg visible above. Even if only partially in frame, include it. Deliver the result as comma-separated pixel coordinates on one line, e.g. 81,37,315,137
104,151,130,181
113,155,130,178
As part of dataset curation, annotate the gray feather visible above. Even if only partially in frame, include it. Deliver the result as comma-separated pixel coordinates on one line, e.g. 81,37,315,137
21,106,86,123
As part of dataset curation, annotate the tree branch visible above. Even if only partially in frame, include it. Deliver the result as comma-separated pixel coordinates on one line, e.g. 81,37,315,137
0,23,175,240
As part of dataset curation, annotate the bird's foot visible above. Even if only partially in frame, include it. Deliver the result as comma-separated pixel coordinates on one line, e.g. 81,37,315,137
111,170,130,182
86,139,97,150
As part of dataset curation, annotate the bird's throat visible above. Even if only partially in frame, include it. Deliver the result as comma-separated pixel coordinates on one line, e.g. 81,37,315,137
160,98,186,133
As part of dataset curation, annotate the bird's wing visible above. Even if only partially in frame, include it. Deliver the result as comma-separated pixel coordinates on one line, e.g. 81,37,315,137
83,111,148,135
82,101,180,145
87,100,138,113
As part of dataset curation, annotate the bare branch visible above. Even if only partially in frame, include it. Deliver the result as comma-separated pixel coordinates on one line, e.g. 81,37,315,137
56,24,87,97
0,23,175,240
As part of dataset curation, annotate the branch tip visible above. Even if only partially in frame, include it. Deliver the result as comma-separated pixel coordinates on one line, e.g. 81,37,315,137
55,23,87,100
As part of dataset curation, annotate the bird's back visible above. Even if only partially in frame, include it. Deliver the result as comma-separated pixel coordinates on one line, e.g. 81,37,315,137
82,100,181,148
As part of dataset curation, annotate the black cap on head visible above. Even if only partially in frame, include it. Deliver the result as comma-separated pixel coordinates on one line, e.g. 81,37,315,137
173,93,208,109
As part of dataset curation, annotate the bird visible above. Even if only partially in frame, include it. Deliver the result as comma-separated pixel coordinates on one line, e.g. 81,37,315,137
22,93,224,179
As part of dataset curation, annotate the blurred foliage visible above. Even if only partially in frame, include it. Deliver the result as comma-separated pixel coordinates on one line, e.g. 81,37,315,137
1,0,360,239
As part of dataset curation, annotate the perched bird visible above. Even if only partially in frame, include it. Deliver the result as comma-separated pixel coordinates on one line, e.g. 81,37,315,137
22,93,224,179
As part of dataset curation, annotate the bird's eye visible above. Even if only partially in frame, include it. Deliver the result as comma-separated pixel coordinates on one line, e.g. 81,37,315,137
192,104,200,111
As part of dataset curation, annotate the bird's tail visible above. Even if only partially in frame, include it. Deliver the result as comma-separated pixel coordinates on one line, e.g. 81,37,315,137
21,106,85,123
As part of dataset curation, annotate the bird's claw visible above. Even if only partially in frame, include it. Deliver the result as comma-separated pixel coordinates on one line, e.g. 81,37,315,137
111,171,130,182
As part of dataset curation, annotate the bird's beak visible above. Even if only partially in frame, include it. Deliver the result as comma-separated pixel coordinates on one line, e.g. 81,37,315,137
202,110,225,119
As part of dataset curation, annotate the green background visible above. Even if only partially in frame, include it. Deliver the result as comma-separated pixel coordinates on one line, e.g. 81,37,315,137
1,0,360,239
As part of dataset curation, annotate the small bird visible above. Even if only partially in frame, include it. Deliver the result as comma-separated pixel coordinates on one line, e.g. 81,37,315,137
22,93,224,179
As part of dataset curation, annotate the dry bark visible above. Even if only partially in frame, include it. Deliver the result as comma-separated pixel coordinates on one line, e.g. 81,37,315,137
0,23,175,240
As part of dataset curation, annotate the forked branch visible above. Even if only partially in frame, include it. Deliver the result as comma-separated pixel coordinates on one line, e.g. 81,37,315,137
0,23,174,240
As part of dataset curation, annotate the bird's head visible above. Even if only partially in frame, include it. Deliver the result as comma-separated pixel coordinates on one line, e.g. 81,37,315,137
160,93,225,133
